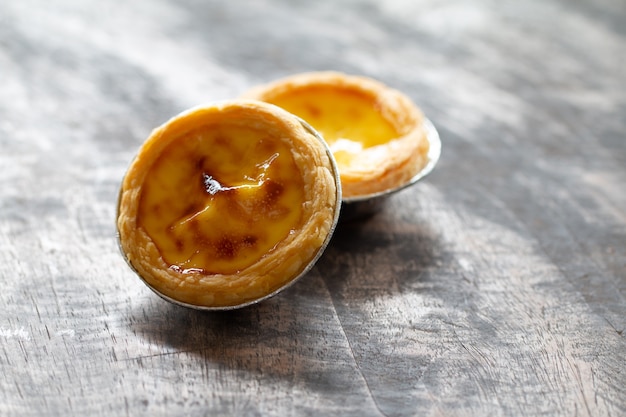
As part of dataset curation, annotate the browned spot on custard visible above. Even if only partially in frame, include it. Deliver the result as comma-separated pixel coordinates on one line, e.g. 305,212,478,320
216,237,236,259
212,134,230,149
263,179,284,203
256,137,278,156
195,156,207,170
242,235,258,247
306,104,321,117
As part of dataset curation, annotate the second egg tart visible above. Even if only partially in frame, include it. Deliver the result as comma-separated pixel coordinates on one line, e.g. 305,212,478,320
117,100,341,309
243,72,430,199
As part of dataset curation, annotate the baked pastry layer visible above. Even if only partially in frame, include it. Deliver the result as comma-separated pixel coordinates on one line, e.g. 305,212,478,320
243,72,429,198
117,100,339,308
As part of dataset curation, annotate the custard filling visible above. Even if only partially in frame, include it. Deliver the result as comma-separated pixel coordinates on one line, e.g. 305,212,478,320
266,86,400,170
137,124,304,275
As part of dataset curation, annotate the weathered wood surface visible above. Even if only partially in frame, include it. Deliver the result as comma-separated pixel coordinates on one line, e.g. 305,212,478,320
1,0,625,415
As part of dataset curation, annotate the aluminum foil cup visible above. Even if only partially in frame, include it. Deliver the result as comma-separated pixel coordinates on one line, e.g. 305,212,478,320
340,118,441,222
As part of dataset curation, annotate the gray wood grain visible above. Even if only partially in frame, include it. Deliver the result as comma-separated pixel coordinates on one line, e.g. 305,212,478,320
1,0,624,415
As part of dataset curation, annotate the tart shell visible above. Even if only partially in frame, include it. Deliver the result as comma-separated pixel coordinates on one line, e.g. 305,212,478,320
117,100,341,309
242,72,430,198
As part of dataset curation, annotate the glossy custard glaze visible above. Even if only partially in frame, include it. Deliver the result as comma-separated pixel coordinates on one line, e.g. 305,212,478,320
265,86,399,170
137,125,304,275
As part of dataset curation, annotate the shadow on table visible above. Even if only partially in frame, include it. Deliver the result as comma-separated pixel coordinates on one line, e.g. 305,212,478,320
128,281,387,398
316,207,444,300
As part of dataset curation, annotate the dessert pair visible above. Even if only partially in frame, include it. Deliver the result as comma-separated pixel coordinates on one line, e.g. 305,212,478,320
117,72,432,309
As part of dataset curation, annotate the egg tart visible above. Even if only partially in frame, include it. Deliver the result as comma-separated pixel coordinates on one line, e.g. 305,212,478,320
117,100,341,309
243,72,430,198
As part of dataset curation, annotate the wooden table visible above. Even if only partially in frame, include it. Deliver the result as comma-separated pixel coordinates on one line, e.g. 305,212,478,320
2,0,624,415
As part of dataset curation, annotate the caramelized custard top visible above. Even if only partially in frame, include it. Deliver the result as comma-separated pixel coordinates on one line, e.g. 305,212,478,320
137,124,305,275
266,86,400,169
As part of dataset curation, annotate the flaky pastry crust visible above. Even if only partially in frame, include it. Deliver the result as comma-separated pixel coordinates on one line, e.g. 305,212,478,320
242,72,430,198
117,100,339,308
